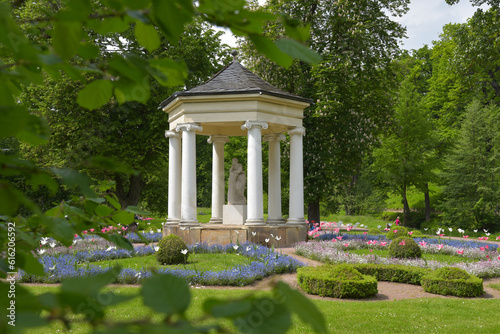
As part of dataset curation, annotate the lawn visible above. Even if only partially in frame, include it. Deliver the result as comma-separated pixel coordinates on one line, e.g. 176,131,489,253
24,285,500,334
79,253,250,271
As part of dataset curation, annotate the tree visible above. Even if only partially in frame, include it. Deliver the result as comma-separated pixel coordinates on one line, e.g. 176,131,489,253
0,1,325,332
371,64,438,227
241,0,409,222
439,100,500,231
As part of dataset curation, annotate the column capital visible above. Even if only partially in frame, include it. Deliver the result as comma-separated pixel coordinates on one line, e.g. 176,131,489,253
263,133,286,142
288,126,305,136
176,123,203,133
241,120,268,131
165,130,180,139
207,135,230,144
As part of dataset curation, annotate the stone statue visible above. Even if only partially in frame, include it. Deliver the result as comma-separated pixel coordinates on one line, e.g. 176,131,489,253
228,158,246,205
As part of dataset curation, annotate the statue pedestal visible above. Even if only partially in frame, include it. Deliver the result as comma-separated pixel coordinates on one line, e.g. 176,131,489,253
223,205,247,225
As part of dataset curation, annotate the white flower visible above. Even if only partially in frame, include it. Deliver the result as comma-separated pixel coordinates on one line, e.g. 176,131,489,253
135,272,142,279
161,222,165,225
40,237,48,245
474,229,478,233
154,246,160,252
251,232,257,236
72,240,77,245
149,230,154,234
106,246,116,251
270,234,274,238
180,227,186,230
457,228,464,233
147,222,150,225
377,225,381,229
424,228,428,231
49,242,56,248
235,230,239,234
48,265,56,271
486,232,491,236
233,245,239,250
157,229,161,232
483,229,488,233
265,238,270,243
37,249,46,255
181,249,188,255
448,227,453,232
246,246,251,251
275,236,281,241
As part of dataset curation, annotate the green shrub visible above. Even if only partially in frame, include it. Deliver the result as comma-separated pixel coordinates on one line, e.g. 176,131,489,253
386,226,409,240
297,264,378,299
409,230,424,238
156,234,188,265
368,228,383,235
497,246,500,254
352,263,431,285
421,267,484,297
388,237,422,259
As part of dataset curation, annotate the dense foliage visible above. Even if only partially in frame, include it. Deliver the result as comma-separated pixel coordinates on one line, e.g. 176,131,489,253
156,234,189,265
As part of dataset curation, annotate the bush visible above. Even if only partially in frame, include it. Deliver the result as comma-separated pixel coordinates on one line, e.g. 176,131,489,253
409,230,424,238
385,226,409,240
352,263,431,285
421,267,484,297
368,228,383,235
297,264,378,299
156,234,188,265
388,237,422,259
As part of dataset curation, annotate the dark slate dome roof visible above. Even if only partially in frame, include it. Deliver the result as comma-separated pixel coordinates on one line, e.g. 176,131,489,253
159,60,311,109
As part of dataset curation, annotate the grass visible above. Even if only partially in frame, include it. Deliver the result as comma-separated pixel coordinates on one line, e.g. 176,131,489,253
350,249,478,264
317,213,388,230
384,183,444,211
24,285,500,334
489,283,500,291
79,253,250,272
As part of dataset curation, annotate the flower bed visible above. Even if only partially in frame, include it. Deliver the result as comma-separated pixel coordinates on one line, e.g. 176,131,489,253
19,242,304,286
295,239,500,278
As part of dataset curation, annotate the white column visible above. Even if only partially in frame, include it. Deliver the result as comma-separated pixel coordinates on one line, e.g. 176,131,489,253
165,130,181,224
264,134,286,224
176,123,203,226
208,135,229,224
241,120,268,225
288,126,306,225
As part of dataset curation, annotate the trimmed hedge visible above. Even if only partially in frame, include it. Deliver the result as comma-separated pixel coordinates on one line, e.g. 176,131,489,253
297,264,378,299
421,267,484,297
350,263,431,285
156,234,188,265
386,226,409,240
388,237,422,259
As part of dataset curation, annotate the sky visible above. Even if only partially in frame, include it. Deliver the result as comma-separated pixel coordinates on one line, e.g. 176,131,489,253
218,0,489,51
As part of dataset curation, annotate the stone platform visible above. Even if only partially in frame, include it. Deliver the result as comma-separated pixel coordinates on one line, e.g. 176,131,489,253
162,224,307,248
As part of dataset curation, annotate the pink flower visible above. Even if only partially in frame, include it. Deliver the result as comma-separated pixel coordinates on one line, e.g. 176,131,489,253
384,228,390,231
122,226,128,231
337,236,343,240
344,243,349,247
438,234,444,237
408,231,413,235
496,236,500,241
334,228,340,233
497,255,500,261
90,228,94,232
69,246,72,249
347,226,353,231
313,233,320,238
478,237,484,240
419,241,427,247
463,235,469,238
399,240,406,246
369,249,373,252
484,237,489,240
480,247,485,251
456,250,464,255
393,230,398,233
74,234,78,238
363,232,368,235
380,242,387,246
437,244,444,250
485,245,489,249
331,238,337,243
82,230,87,234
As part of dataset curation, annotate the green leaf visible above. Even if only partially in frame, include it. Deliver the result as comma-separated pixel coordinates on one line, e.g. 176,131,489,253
148,59,187,86
0,105,28,138
107,234,133,250
151,0,193,44
61,266,120,296
51,168,95,198
88,17,130,35
111,210,134,225
275,39,321,64
124,206,150,215
77,80,113,110
52,21,81,59
95,204,114,217
105,195,121,210
16,250,44,276
16,114,50,146
203,298,252,318
0,181,38,215
26,172,59,194
89,156,138,175
141,274,191,315
78,43,100,60
135,21,161,52
275,282,327,334
233,296,291,334
113,77,150,104
43,217,75,246
249,34,293,68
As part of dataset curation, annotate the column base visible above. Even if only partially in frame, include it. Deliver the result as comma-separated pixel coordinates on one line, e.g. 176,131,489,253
286,218,306,225
179,220,200,226
208,218,223,224
266,218,285,225
245,219,266,226
165,218,180,225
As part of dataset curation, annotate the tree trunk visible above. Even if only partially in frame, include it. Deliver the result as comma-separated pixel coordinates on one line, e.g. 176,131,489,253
402,183,411,226
424,182,431,222
307,200,320,225
115,173,145,208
